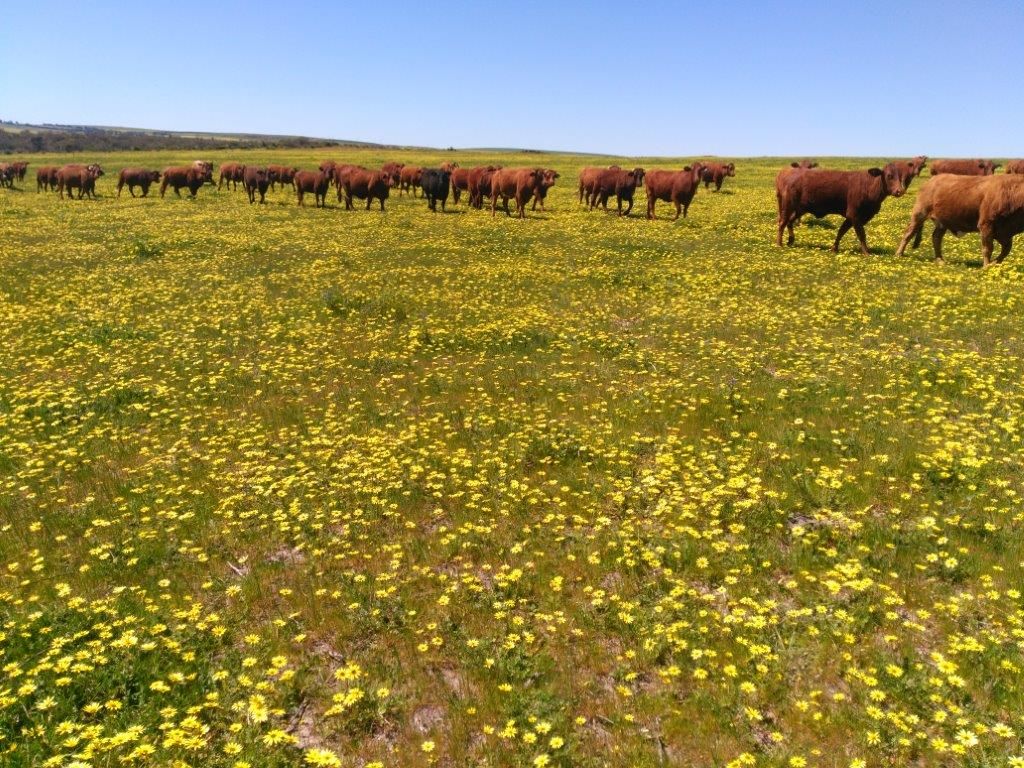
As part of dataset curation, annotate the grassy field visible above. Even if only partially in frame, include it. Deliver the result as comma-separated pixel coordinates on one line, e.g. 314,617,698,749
2,149,1023,768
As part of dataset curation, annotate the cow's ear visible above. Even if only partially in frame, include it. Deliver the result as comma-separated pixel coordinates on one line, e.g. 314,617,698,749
867,167,883,176
683,165,692,171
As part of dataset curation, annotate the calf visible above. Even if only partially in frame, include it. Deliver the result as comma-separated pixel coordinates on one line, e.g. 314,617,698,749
896,174,1024,265
420,168,451,212
56,164,104,200
37,166,60,192
294,170,331,207
701,162,735,191
243,166,270,204
160,165,210,198
490,167,542,218
930,159,999,176
1005,160,1024,175
776,163,909,254
340,168,392,211
399,166,423,196
218,162,246,190
267,165,298,191
579,165,621,205
381,162,404,187
644,163,706,220
589,167,644,216
117,168,161,197
531,169,560,211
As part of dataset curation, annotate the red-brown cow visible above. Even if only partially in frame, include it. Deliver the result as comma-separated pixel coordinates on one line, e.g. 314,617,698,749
160,165,210,198
218,162,246,190
440,161,458,173
117,168,161,197
776,163,910,254
243,166,270,204
579,165,621,205
930,159,1000,176
644,163,706,220
340,168,392,211
450,167,471,204
56,164,104,200
267,165,298,191
531,169,560,211
294,170,331,208
381,162,404,187
701,162,735,191
1005,160,1024,175
11,161,29,182
490,167,542,218
399,166,423,196
469,165,500,209
896,174,1024,265
588,167,644,216
36,166,59,192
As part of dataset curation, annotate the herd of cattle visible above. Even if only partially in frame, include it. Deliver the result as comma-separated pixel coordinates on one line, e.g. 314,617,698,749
3,156,1024,264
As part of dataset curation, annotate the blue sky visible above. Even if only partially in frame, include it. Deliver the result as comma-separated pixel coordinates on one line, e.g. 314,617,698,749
1,1,1021,156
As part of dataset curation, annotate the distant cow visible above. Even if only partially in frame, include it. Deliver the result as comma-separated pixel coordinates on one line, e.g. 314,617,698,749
930,159,999,176
644,163,706,220
440,161,458,173
160,165,211,198
589,167,644,216
469,165,500,209
1005,160,1024,175
340,168,392,211
579,165,621,205
218,163,246,190
776,162,911,254
36,166,59,192
11,161,29,182
294,170,331,207
381,162,404,187
117,168,161,197
420,168,451,212
267,165,298,191
531,169,560,211
243,166,270,204
490,167,542,218
0,164,13,188
399,166,423,196
701,162,735,191
56,164,104,200
896,174,1024,266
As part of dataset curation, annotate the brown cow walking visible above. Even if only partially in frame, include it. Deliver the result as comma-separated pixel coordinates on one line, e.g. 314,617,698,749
243,166,271,204
929,159,999,176
490,168,542,218
588,168,644,216
399,166,423,196
644,164,705,220
294,170,331,208
117,168,161,197
381,163,404,187
37,166,60,192
218,163,246,190
578,165,621,205
340,168,392,211
531,169,560,211
56,164,105,200
701,162,735,191
160,165,211,198
267,165,298,191
469,166,500,209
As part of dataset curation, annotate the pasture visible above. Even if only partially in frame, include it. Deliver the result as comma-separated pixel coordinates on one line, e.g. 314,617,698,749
2,150,1024,767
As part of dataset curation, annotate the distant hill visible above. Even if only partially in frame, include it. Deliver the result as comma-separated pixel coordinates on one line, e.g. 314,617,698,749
0,121,385,154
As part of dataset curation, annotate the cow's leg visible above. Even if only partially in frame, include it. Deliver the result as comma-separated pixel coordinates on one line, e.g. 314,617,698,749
647,198,655,220
853,223,870,256
997,236,1013,263
832,219,853,252
716,180,723,192
672,202,681,221
896,215,924,257
623,197,633,217
932,225,946,262
379,197,385,212
981,232,994,267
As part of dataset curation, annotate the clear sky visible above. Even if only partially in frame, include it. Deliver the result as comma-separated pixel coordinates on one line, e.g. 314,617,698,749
2,1,1021,156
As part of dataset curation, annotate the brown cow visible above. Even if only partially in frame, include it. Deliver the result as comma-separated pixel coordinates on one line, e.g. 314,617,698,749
160,165,210,198
896,174,1024,266
644,163,706,220
340,168,392,211
218,162,246,190
531,169,560,211
13,161,29,181
294,170,331,208
36,166,59,192
469,165,500,209
117,168,161,197
56,164,104,200
0,164,13,188
701,162,735,191
1005,160,1024,175
243,166,270,204
192,160,215,181
490,167,542,218
267,165,298,191
333,164,367,189
776,163,910,254
399,166,423,196
381,162,404,187
930,159,999,176
440,161,458,173
579,165,621,205
319,160,338,184
588,168,644,216
450,167,471,204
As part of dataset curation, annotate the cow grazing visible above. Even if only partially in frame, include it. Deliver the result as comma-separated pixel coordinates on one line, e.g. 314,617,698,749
381,162,405,187
340,168,392,211
701,162,735,191
160,165,211,198
469,166,500,209
117,168,161,197
579,165,621,205
531,169,560,211
644,163,706,220
420,168,451,212
490,167,543,218
399,166,423,196
243,166,271,204
776,163,910,254
930,159,1000,176
1005,160,1024,175
896,174,1024,266
218,163,246,190
588,168,644,216
36,166,59,192
267,165,298,191
293,170,331,208
56,164,104,200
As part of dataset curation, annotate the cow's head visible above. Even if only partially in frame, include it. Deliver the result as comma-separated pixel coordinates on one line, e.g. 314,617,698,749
725,162,736,177
543,169,560,187
88,164,105,177
150,171,161,182
630,167,645,185
872,164,906,197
